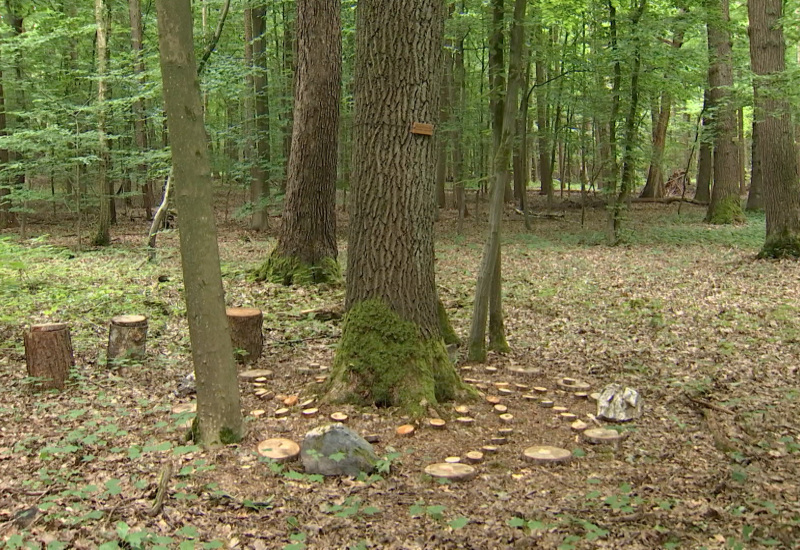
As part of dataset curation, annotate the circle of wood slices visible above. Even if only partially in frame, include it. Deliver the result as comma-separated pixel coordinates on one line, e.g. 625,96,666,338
257,438,300,462
522,445,572,464
583,428,625,444
424,462,477,481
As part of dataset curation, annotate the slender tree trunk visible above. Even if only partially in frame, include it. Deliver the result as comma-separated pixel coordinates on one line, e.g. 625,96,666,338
129,0,152,219
328,0,470,417
695,88,712,203
748,0,800,257
641,93,670,199
533,18,553,202
256,0,340,285
705,0,744,224
469,0,526,362
155,0,243,445
746,117,764,210
436,26,453,209
513,58,530,210
250,3,270,230
93,0,112,246
737,106,746,194
280,0,295,190
0,71,11,228
605,0,621,242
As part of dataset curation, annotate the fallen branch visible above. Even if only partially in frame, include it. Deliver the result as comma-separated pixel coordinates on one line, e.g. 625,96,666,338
147,461,174,517
684,392,735,416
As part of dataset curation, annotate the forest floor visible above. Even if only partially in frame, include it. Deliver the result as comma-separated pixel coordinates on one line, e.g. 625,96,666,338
1,197,799,550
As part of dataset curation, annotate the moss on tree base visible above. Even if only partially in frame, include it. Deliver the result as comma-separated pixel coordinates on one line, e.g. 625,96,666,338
706,195,745,225
437,299,460,346
327,299,475,417
759,232,800,259
254,253,340,286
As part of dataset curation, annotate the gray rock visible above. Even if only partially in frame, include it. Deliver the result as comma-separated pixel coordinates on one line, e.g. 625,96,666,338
596,384,642,422
301,423,378,476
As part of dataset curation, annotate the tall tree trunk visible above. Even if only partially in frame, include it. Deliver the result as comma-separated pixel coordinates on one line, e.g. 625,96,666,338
695,88,712,203
705,0,744,224
533,17,553,202
256,0,340,285
93,0,112,246
749,0,800,257
605,0,621,242
488,0,512,202
436,25,454,210
129,0,152,219
328,0,469,417
250,3,270,230
0,71,11,228
155,0,243,445
469,0,526,362
513,58,530,210
280,0,295,190
746,117,764,210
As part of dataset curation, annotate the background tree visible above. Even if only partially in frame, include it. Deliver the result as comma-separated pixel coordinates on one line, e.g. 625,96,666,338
156,0,243,445
255,0,340,285
92,0,111,246
327,0,470,417
748,0,800,257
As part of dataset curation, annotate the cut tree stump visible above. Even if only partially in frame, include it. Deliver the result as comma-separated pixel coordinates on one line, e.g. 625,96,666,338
107,314,148,366
424,463,477,481
522,446,572,464
257,438,300,462
226,307,263,365
582,428,626,444
23,323,74,390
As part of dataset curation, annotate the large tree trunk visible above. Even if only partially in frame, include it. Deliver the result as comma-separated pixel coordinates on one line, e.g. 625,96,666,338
533,17,553,202
695,88,712,203
129,0,152,219
255,0,340,285
468,0,527,362
328,0,469,417
705,0,744,224
748,0,800,257
250,4,270,230
746,117,764,211
156,0,243,445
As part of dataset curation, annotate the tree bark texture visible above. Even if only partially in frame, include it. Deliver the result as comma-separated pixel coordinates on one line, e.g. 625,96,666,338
107,314,148,366
534,18,553,200
705,0,744,224
258,0,340,285
695,89,712,203
329,0,469,416
748,0,800,257
128,0,152,219
226,307,263,365
24,323,74,390
746,117,764,210
156,0,243,445
250,3,270,230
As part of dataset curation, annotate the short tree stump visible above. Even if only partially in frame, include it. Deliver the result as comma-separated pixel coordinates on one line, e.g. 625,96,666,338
226,307,263,365
107,314,148,366
23,323,74,390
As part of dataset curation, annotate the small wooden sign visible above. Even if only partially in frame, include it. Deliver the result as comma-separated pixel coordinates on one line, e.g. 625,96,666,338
411,122,434,136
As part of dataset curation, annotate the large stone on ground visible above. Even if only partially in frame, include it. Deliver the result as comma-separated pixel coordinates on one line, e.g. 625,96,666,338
596,384,642,422
300,423,378,476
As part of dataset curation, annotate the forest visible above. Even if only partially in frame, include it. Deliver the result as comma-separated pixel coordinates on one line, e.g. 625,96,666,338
1,0,800,548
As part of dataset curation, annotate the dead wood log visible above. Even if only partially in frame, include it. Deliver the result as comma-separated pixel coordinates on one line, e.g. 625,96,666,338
23,323,74,390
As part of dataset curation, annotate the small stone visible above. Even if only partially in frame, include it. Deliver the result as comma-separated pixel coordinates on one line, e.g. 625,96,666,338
330,412,348,422
444,456,461,463
493,404,508,414
596,384,643,422
539,400,554,408
428,418,446,429
464,451,484,464
274,408,290,417
499,413,514,423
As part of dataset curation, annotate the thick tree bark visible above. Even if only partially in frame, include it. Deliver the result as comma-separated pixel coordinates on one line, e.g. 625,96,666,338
468,0,526,362
748,0,800,257
328,0,470,417
128,0,152,219
256,0,340,285
705,0,744,224
156,0,243,445
93,0,112,246
250,4,270,230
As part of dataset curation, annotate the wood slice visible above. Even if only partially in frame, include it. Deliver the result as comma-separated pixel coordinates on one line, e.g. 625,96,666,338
454,405,470,414
539,400,554,408
455,416,474,425
107,315,147,367
497,427,514,437
486,395,501,404
493,404,508,414
444,456,461,463
481,445,498,454
301,408,318,417
498,388,513,395
364,434,380,443
24,323,74,390
570,420,589,432
330,412,348,422
240,369,273,380
523,394,537,401
490,436,508,445
533,386,548,394
226,307,263,365
522,446,572,464
283,395,299,407
485,366,498,373
257,438,300,462
464,451,484,464
557,378,591,392
396,424,415,436
428,418,446,429
499,413,514,423
582,428,625,444
424,463,477,481
274,408,290,417
559,412,578,421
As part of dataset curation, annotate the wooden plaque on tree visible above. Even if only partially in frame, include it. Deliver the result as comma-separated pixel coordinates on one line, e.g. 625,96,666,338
411,122,434,136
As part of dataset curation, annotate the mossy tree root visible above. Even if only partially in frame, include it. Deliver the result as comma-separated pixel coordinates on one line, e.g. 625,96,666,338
327,299,475,418
706,195,745,225
759,231,800,259
437,299,460,346
254,253,341,286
